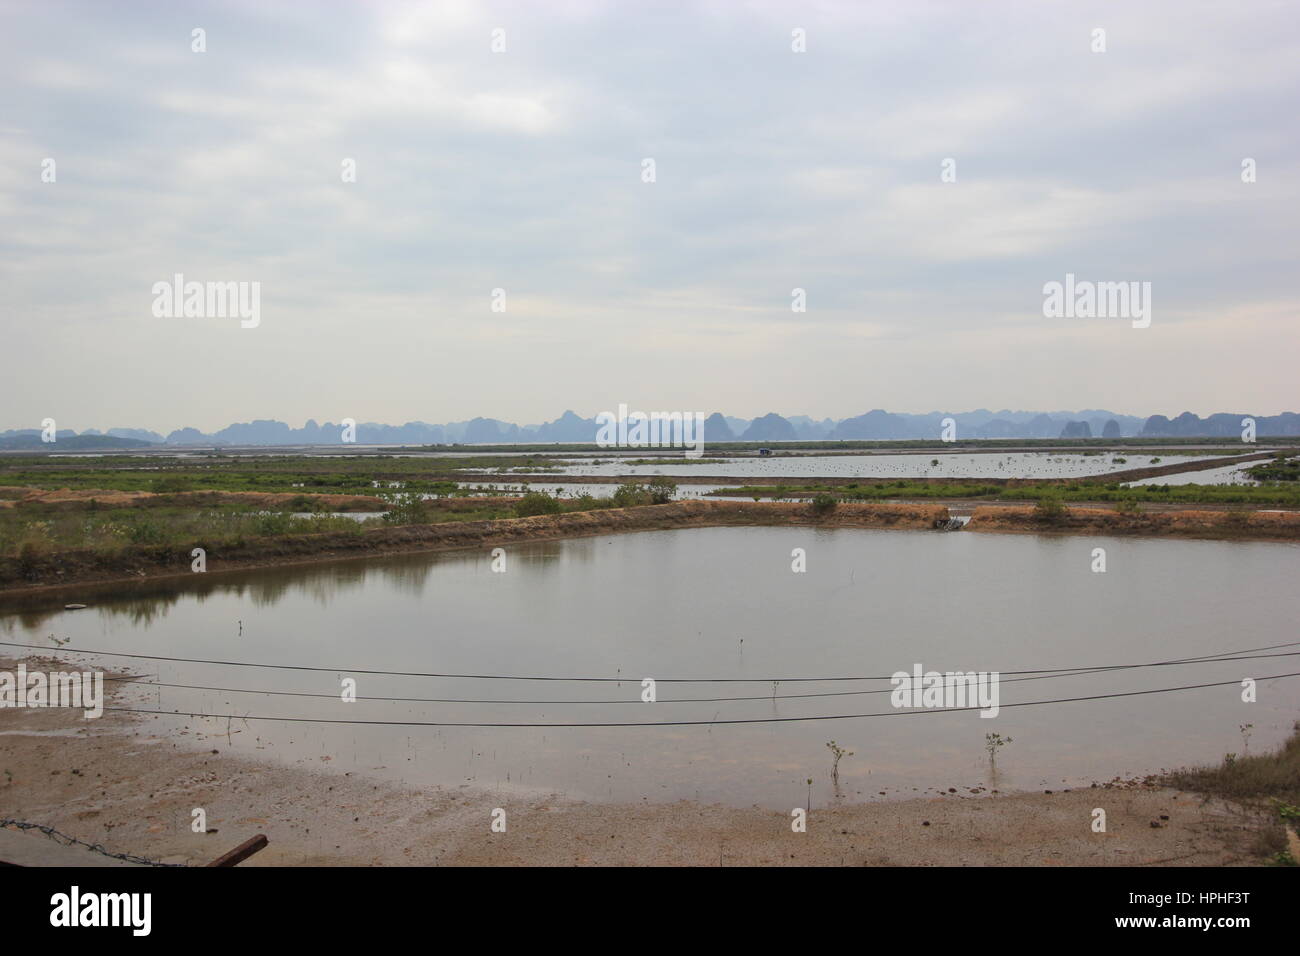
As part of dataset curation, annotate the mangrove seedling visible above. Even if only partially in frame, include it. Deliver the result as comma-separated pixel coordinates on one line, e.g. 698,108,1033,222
826,740,854,789
985,732,1012,766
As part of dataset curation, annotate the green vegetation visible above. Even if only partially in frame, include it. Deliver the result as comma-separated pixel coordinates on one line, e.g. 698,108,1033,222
513,491,566,517
0,453,559,495
705,479,1300,507
1034,494,1066,521
1248,454,1300,482
610,477,678,507
1161,724,1300,864
0,504,376,558
809,493,839,516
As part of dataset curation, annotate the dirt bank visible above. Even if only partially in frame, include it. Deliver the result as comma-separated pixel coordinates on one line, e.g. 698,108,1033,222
966,505,1300,540
0,487,390,512
0,501,942,604
4,499,1300,607
0,671,1264,867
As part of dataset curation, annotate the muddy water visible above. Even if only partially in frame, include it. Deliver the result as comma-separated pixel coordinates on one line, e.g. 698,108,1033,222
3,527,1297,808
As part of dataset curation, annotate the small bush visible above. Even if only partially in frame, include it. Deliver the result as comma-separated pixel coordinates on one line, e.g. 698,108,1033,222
382,493,432,525
514,491,564,517
254,512,296,536
612,483,653,508
645,476,678,504
809,493,839,516
1034,495,1066,522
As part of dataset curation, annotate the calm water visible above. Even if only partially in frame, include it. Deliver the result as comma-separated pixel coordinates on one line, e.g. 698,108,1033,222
458,481,730,499
1127,463,1258,486
3,527,1297,807
523,452,1226,480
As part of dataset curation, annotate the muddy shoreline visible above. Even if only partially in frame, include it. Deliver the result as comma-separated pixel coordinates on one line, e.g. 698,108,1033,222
0,674,1264,867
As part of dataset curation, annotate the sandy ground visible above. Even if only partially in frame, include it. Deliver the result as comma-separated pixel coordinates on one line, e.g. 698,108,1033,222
0,659,1269,867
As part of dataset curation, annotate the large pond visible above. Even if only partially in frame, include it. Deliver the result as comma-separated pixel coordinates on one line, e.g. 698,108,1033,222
3,527,1296,808
482,452,1230,481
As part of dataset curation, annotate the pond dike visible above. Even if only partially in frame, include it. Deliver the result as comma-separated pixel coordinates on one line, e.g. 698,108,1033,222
2,500,1299,607
0,501,940,603
964,504,1300,540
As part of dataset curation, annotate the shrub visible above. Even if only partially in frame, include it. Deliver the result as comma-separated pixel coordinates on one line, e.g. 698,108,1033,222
17,540,45,574
809,493,839,516
382,493,431,525
254,512,296,536
1034,495,1066,522
513,491,564,517
612,483,653,507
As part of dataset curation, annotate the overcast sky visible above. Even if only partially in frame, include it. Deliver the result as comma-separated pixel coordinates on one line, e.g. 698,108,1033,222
2,0,1297,433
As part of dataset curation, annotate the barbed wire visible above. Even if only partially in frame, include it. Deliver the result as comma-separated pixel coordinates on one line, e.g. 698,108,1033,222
0,818,186,867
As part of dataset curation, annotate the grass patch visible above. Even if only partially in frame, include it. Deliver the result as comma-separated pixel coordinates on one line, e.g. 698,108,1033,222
1161,723,1300,864
705,480,1300,507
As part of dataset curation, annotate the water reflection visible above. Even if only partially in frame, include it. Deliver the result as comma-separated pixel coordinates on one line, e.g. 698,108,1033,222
1,527,1297,808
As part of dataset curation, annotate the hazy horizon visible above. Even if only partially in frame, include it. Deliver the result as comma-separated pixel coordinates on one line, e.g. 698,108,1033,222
5,403,1293,441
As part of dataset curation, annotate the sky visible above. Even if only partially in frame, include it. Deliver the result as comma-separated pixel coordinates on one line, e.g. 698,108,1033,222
2,0,1298,434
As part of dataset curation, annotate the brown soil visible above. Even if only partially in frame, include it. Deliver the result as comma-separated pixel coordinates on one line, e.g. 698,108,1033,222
966,505,1300,540
0,670,1264,867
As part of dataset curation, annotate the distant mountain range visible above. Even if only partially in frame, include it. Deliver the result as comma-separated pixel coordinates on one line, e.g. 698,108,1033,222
3,408,1297,449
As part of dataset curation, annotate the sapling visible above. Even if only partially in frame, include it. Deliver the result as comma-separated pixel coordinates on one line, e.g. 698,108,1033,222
985,732,1012,767
826,740,853,789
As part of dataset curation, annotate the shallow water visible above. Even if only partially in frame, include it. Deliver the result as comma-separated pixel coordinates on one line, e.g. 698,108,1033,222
458,481,728,499
3,527,1297,808
512,452,1225,481
1127,463,1258,486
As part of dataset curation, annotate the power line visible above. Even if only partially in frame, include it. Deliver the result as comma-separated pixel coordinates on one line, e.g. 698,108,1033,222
4,638,1297,685
105,649,1300,706
106,670,1300,728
